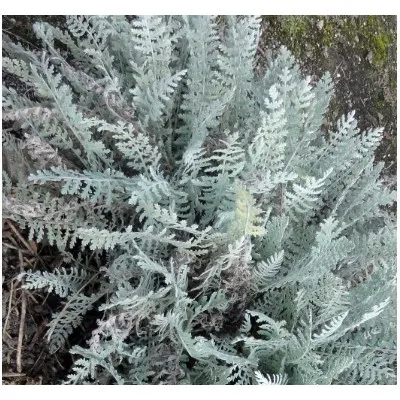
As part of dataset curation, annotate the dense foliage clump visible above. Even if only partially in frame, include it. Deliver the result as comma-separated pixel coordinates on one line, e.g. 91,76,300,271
2,15,396,384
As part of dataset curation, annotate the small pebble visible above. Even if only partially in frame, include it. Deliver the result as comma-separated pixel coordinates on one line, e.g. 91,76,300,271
317,20,324,30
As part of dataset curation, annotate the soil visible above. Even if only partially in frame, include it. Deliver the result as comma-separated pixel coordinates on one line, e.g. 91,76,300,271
2,220,73,385
1,15,397,385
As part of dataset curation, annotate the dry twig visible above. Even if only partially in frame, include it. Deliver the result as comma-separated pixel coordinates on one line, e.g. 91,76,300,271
2,242,31,253
7,220,36,254
2,372,26,378
16,251,27,374
3,280,14,339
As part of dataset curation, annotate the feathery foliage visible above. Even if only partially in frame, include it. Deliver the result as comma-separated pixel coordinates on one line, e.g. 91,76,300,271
3,15,396,385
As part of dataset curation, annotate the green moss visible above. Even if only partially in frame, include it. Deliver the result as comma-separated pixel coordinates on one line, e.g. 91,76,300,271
360,16,392,67
281,16,338,57
320,18,336,47
281,16,308,39
263,16,393,72
279,16,309,58
372,33,391,66
328,16,393,68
